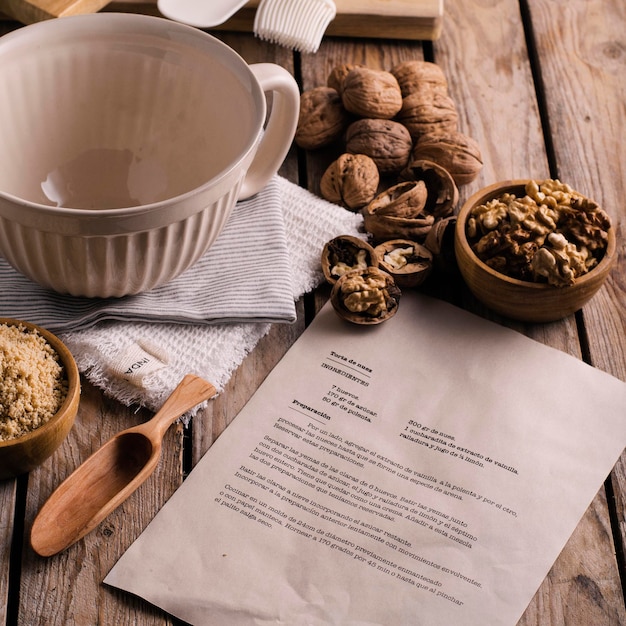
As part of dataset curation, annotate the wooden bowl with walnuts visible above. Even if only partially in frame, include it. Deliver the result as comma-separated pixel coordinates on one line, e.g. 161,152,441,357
454,179,617,322
0,319,80,479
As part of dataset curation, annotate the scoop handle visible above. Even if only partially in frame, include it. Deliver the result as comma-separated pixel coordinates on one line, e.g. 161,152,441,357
30,374,216,557
140,374,217,442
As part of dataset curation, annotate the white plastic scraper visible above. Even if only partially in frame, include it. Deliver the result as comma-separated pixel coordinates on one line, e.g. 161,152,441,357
157,0,249,28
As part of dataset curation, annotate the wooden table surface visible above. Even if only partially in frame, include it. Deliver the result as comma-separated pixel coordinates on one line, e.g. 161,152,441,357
1,0,625,624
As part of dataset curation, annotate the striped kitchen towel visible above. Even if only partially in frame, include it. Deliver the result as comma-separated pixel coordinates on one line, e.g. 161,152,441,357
0,177,297,332
54,176,365,411
0,176,365,411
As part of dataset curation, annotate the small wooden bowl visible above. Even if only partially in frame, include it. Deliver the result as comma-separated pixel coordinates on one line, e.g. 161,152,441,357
0,319,80,479
454,180,617,323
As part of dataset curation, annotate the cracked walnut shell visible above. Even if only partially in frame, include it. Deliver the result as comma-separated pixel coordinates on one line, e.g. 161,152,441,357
375,239,433,288
321,235,379,285
331,267,401,325
362,181,435,242
320,153,380,210
399,159,459,220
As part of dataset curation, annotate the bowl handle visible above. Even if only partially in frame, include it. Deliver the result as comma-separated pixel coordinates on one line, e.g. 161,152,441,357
238,63,300,200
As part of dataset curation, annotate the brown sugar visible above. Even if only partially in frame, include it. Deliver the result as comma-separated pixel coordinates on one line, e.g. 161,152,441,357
0,323,68,441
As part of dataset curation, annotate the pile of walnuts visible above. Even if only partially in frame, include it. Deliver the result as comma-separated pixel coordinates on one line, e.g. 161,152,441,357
296,60,483,218
298,60,484,324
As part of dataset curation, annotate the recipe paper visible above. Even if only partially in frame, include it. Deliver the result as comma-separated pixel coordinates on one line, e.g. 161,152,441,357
105,293,626,625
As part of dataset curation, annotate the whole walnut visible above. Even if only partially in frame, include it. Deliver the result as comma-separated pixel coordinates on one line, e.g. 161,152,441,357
396,90,458,139
320,153,380,210
410,131,483,186
341,67,403,119
327,63,362,94
390,60,448,97
295,86,350,150
346,118,412,175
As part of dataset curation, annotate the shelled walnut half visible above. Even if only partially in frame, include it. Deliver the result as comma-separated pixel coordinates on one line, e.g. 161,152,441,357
321,235,379,285
331,267,401,325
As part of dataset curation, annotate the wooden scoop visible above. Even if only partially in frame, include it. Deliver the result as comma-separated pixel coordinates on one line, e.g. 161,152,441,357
30,374,216,557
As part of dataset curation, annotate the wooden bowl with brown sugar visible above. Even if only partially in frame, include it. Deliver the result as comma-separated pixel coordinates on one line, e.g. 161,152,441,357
0,319,80,479
454,180,617,323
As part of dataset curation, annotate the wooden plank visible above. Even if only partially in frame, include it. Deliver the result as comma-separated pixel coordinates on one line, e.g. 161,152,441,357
0,0,444,39
524,0,626,595
523,0,626,374
434,1,626,623
206,0,444,41
0,480,17,625
0,0,109,24
18,379,180,625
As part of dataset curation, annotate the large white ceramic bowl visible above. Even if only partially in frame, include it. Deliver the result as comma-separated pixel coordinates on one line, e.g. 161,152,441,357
0,13,299,297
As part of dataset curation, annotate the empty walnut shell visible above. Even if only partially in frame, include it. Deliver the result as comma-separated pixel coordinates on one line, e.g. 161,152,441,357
375,239,433,288
423,215,458,275
321,235,379,285
331,267,401,325
399,159,459,220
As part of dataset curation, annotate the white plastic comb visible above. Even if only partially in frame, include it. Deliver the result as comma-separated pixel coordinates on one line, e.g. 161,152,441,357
253,0,337,53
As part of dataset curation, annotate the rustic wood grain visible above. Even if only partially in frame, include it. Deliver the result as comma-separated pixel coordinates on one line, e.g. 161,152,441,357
19,379,181,625
523,0,626,611
1,0,624,623
0,480,16,625
434,1,625,624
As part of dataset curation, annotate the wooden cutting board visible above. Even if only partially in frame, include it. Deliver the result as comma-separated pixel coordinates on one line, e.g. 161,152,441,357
0,0,443,40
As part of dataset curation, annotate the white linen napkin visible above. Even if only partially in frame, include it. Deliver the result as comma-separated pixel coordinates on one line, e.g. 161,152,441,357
0,177,364,412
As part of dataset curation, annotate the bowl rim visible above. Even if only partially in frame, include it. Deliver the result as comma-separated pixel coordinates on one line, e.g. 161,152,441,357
0,13,266,217
455,179,617,290
0,318,80,449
